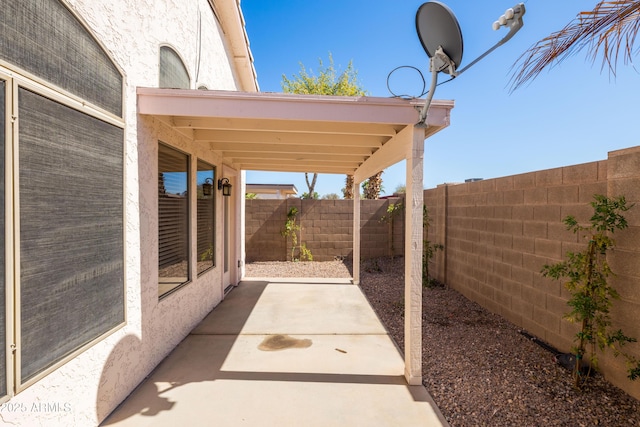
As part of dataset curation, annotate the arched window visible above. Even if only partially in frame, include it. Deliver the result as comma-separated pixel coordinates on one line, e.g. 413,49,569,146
1,0,123,116
159,46,191,89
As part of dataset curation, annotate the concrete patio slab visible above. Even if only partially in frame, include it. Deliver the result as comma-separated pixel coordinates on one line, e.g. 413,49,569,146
192,281,387,335
101,279,448,427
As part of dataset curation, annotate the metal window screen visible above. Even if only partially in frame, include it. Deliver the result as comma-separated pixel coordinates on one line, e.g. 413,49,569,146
159,46,190,89
0,80,6,396
0,0,123,117
196,162,215,275
158,144,190,295
18,87,124,382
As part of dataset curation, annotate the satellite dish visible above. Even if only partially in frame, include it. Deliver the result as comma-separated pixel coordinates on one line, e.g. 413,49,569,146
415,1,463,75
414,2,526,126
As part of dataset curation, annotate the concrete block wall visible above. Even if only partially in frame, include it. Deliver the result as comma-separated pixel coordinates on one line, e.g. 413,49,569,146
245,198,404,262
424,185,447,282
360,199,404,259
605,147,640,394
297,199,353,261
424,146,640,400
244,199,288,261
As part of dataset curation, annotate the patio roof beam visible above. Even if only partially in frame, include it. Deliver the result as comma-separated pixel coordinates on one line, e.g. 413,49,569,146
353,125,412,184
234,158,361,168
196,130,387,147
174,117,401,137
239,163,354,174
209,142,375,156
222,151,366,162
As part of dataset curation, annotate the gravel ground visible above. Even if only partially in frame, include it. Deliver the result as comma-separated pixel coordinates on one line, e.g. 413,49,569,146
246,258,640,427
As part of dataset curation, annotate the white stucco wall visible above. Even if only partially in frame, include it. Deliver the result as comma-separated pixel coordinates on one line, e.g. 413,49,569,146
2,1,243,425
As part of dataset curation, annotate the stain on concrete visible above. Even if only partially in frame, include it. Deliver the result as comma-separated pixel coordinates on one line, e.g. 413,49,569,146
258,334,312,351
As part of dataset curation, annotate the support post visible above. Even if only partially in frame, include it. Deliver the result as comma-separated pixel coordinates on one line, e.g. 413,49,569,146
404,126,425,385
352,180,361,285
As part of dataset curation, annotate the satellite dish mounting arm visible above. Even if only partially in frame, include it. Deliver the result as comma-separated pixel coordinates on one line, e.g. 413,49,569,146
456,3,526,76
417,46,455,126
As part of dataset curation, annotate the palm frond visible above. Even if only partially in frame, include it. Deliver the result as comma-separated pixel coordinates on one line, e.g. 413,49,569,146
510,1,640,90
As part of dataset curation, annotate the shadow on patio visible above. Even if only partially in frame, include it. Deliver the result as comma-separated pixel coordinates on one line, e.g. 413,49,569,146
101,278,447,427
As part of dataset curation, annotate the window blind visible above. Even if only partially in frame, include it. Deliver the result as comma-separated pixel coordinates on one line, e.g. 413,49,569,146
18,87,124,382
158,144,190,294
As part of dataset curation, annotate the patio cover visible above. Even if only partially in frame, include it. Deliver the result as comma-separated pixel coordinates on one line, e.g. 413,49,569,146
137,87,454,384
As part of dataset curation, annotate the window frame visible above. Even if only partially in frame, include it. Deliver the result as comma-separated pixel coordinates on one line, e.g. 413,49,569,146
158,142,191,299
196,160,216,276
2,71,126,395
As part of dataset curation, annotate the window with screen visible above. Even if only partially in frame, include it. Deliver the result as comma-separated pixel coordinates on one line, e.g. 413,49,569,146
158,143,190,297
197,161,215,275
0,0,123,116
159,46,190,89
19,88,124,382
0,0,125,391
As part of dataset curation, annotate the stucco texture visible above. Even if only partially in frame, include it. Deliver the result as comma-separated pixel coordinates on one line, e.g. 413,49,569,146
2,1,241,425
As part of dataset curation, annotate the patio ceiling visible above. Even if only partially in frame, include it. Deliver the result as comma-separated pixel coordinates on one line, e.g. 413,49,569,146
137,88,454,182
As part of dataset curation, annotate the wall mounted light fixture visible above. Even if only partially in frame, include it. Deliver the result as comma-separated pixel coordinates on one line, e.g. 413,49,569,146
218,178,232,197
202,177,214,196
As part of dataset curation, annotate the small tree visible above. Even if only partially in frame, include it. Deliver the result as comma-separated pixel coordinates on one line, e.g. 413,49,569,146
301,191,319,200
379,201,404,258
282,54,368,199
280,207,313,261
322,193,340,200
281,207,300,261
423,206,444,287
542,194,640,388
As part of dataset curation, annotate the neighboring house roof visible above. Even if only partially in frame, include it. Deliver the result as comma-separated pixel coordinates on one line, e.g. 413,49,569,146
246,183,298,197
137,88,453,184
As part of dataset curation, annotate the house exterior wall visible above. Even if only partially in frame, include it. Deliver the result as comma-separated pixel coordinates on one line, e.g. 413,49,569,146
2,1,245,425
425,146,640,401
245,198,404,262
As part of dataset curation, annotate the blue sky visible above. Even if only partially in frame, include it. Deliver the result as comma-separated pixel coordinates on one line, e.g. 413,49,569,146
241,0,639,197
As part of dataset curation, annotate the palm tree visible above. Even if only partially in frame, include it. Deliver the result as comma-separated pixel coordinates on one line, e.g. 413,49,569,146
362,171,384,200
343,175,355,199
511,1,640,90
